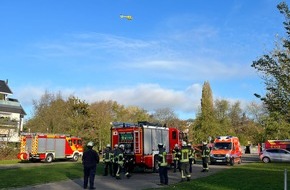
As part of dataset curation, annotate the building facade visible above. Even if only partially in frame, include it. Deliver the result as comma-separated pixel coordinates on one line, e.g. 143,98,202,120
0,80,26,143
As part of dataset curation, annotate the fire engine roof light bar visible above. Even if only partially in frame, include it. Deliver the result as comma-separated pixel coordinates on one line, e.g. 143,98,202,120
20,132,71,137
111,121,167,128
216,136,233,140
138,121,163,127
111,122,137,128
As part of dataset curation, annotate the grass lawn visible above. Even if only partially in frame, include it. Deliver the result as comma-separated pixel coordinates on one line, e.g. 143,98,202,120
161,162,290,190
0,162,289,189
0,162,102,189
0,160,19,165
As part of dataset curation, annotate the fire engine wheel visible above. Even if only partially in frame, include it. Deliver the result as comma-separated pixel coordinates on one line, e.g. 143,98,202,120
153,155,159,173
45,154,54,163
72,153,79,162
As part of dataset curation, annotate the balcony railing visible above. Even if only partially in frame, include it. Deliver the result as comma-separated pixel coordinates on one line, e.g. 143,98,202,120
0,118,18,128
0,100,21,107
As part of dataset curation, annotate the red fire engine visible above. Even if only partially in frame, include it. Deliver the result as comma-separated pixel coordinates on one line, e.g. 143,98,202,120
17,133,83,163
264,140,290,151
111,121,186,171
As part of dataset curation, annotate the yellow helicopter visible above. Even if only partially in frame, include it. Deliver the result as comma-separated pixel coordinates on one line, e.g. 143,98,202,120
120,14,133,20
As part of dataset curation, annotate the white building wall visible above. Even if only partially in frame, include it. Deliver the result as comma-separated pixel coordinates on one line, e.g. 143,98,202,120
0,112,22,143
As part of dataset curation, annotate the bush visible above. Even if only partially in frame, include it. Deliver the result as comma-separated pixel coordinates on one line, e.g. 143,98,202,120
0,143,19,160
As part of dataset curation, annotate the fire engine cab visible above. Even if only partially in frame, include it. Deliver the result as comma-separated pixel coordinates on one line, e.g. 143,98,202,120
264,140,290,151
210,136,242,166
111,121,186,171
17,133,83,163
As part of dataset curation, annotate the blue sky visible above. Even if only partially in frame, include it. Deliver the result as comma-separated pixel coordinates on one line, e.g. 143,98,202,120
1,0,287,120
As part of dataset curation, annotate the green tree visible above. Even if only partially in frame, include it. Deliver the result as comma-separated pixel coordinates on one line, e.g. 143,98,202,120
25,91,67,133
25,92,91,137
191,81,220,144
214,99,232,135
252,2,290,123
229,101,243,134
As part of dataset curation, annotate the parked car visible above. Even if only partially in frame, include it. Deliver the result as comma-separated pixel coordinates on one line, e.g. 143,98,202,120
259,148,290,163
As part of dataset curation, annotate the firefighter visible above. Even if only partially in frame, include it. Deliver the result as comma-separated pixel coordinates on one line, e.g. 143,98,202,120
172,144,180,173
103,144,113,176
112,144,119,177
124,144,134,178
201,141,210,172
188,143,195,173
179,141,191,182
157,143,168,185
114,144,125,179
82,141,99,190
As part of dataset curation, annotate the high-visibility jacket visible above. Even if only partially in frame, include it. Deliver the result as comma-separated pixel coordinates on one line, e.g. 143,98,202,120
158,148,167,167
114,148,124,165
179,147,189,163
188,147,195,159
173,147,180,161
103,147,113,162
202,145,210,158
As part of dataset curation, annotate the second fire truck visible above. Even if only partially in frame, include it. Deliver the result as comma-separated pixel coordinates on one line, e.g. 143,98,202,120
263,139,290,151
111,121,186,171
17,133,83,163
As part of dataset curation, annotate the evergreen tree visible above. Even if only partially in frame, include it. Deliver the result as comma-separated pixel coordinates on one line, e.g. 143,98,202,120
191,81,219,143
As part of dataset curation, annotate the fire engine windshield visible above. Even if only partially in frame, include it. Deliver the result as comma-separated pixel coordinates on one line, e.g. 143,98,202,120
213,142,232,150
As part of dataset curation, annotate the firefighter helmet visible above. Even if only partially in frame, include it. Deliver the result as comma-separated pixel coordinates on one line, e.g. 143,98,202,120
203,141,208,145
87,141,94,147
119,144,125,149
187,143,191,146
182,141,187,147
174,144,179,148
158,143,163,149
106,144,111,148
114,144,118,148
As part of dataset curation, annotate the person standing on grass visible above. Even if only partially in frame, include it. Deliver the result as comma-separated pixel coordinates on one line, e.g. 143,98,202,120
82,141,99,189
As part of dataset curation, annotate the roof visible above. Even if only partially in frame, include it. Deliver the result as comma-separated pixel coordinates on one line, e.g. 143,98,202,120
0,104,26,115
0,80,12,94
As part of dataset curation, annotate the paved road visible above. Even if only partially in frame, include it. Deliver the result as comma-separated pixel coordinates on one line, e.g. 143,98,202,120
7,154,260,190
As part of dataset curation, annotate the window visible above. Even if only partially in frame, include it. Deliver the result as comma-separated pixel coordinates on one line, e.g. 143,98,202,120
266,149,279,153
172,131,177,140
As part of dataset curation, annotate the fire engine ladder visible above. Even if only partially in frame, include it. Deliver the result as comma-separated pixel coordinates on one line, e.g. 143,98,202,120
134,131,141,154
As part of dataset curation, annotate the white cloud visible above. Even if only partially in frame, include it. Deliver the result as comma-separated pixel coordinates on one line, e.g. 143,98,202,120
16,83,203,120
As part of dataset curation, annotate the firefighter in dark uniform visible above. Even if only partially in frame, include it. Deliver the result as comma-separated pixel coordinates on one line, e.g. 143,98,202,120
82,141,99,189
112,144,119,177
103,144,113,176
114,144,125,179
179,141,191,182
172,144,180,173
188,143,195,173
124,144,134,178
201,141,210,172
157,143,168,185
